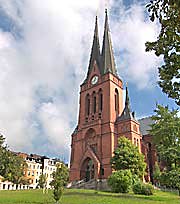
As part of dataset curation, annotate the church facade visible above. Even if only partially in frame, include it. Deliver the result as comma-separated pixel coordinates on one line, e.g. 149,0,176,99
69,10,156,183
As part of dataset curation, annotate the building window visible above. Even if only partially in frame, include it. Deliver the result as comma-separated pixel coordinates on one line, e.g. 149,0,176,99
137,139,139,147
101,168,104,176
85,94,90,116
90,144,97,153
92,92,96,114
3,184,6,189
115,88,119,114
133,125,137,132
98,89,103,112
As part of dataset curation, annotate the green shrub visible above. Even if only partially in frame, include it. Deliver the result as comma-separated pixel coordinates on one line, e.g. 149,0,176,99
133,181,154,195
108,170,132,193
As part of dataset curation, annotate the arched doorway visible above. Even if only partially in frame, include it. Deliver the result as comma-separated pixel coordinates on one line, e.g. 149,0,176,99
80,158,95,182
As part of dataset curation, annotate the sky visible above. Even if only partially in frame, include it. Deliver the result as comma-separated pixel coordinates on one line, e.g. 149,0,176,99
0,0,179,162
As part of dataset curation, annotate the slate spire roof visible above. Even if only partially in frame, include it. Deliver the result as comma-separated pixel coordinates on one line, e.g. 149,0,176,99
117,86,135,121
86,16,101,78
85,10,118,80
101,9,117,76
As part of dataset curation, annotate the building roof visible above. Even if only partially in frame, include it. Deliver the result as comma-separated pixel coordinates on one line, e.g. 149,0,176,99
138,116,154,135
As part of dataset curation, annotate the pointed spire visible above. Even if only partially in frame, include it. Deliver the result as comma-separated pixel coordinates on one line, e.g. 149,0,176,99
117,85,135,121
101,9,117,76
86,16,101,79
125,86,131,111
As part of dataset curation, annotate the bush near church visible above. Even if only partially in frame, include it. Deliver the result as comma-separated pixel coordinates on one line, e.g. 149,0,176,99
108,136,149,194
108,170,132,193
133,181,154,195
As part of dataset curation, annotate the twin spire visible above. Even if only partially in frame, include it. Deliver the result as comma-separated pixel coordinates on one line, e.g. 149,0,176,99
86,9,117,79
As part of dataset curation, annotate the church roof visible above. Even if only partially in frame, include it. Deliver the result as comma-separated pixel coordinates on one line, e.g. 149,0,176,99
101,9,117,76
117,86,136,122
138,116,154,135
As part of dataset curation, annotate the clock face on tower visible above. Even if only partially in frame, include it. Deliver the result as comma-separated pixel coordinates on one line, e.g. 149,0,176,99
91,75,99,85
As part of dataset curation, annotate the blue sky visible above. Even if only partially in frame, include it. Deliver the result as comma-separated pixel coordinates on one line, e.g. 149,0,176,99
0,0,179,162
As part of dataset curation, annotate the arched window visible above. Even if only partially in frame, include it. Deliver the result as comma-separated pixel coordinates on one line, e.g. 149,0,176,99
98,89,103,112
137,139,139,147
92,92,96,114
115,88,119,114
85,94,90,116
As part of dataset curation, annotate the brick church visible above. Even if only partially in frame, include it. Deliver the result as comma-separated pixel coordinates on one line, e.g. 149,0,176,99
69,10,156,184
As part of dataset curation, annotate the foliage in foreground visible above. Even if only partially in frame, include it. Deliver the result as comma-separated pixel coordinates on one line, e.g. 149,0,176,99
38,174,47,189
111,137,146,178
0,134,27,184
133,181,154,195
50,163,69,203
146,0,180,105
108,170,132,193
150,105,180,195
150,105,180,170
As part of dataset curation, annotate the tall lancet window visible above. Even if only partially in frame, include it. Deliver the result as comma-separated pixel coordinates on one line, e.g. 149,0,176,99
98,89,103,111
92,92,96,114
115,88,119,114
85,94,90,116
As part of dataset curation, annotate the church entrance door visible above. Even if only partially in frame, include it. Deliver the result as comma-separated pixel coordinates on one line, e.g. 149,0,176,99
80,158,95,182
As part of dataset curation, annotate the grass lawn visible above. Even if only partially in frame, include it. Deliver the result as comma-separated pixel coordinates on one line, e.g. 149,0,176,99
0,188,179,204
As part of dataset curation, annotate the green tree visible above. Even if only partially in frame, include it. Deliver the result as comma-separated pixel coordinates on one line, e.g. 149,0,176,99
108,170,132,193
153,162,161,184
0,150,26,184
111,137,146,178
150,105,180,195
0,134,26,184
146,0,180,105
38,174,47,191
150,105,180,170
50,163,69,204
160,169,180,195
0,134,5,146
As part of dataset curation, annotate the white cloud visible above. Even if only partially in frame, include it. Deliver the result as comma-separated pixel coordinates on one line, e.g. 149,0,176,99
0,0,162,161
0,0,101,160
111,2,162,89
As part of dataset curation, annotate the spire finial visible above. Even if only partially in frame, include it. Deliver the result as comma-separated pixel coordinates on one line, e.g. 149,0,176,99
94,15,98,37
105,0,109,10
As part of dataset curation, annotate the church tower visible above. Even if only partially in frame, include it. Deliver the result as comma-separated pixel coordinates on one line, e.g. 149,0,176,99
69,10,141,182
